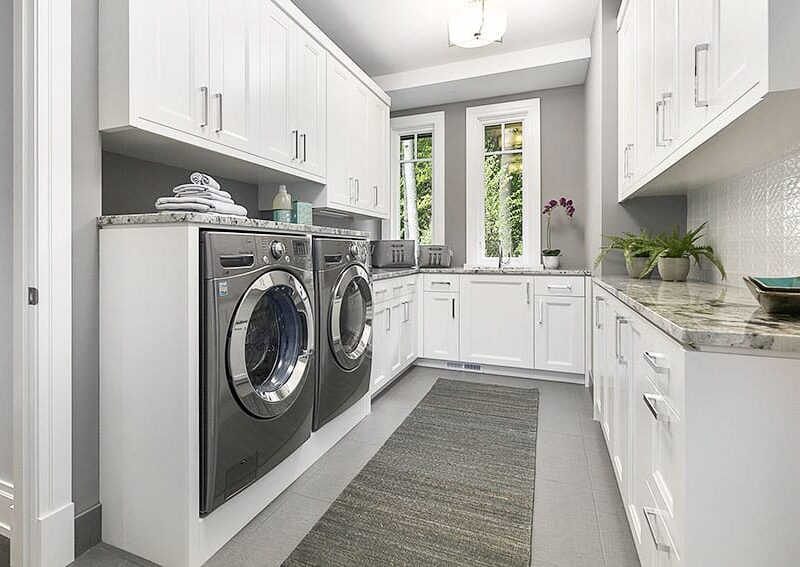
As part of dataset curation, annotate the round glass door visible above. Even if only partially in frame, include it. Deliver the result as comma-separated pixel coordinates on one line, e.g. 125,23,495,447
329,265,373,371
228,270,314,419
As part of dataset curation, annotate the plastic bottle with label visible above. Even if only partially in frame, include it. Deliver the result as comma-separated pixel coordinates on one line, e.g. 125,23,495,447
272,185,292,223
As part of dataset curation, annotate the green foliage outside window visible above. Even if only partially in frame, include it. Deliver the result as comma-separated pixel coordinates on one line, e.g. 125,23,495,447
484,154,523,258
400,160,433,245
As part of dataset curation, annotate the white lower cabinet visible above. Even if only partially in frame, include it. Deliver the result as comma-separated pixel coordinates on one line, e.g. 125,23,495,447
534,295,585,374
422,291,460,361
371,277,418,396
459,275,535,369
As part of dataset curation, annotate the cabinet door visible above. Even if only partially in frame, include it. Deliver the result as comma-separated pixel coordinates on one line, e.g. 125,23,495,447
366,94,389,213
389,300,405,376
677,0,710,143
133,0,209,137
371,304,391,395
209,0,260,153
613,308,642,506
618,3,638,197
401,296,418,368
592,292,607,420
459,276,535,369
422,292,459,361
260,1,294,165
707,0,767,119
294,26,326,177
635,0,655,176
326,57,353,208
347,79,369,208
653,0,679,159
535,295,585,375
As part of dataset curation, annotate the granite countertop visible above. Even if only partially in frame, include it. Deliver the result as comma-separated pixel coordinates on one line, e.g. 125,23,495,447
372,266,589,281
97,212,371,239
594,276,800,354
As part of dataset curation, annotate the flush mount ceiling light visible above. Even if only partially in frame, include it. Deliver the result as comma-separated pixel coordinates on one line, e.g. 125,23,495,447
448,0,508,49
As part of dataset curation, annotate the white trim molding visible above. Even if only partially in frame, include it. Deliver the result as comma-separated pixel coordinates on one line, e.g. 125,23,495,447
387,112,447,245
13,0,75,565
465,98,542,269
0,480,13,539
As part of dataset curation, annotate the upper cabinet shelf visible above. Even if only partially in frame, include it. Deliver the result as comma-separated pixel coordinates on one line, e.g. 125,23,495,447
100,0,391,220
617,0,800,201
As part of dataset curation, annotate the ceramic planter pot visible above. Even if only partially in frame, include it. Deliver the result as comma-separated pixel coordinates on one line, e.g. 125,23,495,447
658,257,690,282
542,255,561,270
625,256,652,279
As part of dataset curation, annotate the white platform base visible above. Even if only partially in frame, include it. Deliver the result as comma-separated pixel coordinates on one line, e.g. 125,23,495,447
414,358,585,385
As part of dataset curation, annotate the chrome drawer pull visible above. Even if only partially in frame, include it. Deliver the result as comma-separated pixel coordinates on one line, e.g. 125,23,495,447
643,351,668,374
431,281,451,286
546,284,572,290
643,393,660,420
643,507,673,553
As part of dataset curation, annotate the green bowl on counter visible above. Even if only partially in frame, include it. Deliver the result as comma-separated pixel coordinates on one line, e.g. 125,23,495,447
744,276,800,315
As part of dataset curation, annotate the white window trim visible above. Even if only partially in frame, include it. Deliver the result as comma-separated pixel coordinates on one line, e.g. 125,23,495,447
386,112,446,244
465,98,542,268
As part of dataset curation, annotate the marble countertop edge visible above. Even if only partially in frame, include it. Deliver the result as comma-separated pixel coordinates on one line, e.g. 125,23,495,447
372,267,590,281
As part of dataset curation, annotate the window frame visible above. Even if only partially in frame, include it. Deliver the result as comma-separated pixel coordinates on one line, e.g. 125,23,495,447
465,98,541,268
386,112,446,244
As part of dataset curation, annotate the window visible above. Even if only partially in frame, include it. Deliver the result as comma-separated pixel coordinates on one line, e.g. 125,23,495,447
466,99,541,267
388,113,446,244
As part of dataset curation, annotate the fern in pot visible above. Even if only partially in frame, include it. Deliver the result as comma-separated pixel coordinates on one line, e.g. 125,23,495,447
594,230,654,279
639,223,726,282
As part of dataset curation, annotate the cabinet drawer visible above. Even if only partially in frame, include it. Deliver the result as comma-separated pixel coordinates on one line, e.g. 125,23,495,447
423,274,460,293
641,326,685,417
372,280,392,305
535,276,585,297
389,276,418,299
640,479,683,567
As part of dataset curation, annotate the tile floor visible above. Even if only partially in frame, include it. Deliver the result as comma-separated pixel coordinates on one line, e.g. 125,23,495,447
70,367,639,567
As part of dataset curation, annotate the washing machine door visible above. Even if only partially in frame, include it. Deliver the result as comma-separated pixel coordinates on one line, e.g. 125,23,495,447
329,264,373,371
227,270,314,419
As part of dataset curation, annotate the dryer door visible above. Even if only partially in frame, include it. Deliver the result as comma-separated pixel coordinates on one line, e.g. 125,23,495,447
329,265,373,371
228,270,314,419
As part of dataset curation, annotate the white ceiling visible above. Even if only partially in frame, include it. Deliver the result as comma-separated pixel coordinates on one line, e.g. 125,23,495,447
291,0,600,77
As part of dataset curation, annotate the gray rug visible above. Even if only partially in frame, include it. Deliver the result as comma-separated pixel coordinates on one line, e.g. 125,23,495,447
283,378,540,567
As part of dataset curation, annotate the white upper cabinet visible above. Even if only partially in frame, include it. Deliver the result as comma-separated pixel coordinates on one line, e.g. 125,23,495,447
459,275,535,370
209,0,260,154
101,0,390,214
129,0,210,137
617,0,799,200
260,1,294,165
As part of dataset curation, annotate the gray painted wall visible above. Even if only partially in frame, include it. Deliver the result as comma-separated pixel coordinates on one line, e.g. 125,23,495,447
72,0,103,517
1,0,13,485
584,0,687,276
392,86,588,270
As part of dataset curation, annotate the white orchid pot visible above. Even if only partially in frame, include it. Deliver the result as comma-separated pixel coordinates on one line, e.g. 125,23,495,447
542,255,561,270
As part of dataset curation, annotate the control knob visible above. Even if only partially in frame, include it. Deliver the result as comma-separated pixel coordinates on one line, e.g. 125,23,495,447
270,241,286,259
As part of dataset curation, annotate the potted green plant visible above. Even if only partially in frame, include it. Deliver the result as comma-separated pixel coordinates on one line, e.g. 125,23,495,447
594,230,655,279
542,197,575,269
639,222,726,282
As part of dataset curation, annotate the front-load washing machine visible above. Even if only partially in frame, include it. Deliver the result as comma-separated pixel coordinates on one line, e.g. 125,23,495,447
201,231,315,516
313,237,373,431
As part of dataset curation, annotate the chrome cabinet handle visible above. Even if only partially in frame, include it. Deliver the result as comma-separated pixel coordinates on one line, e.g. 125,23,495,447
200,86,209,127
348,177,354,202
546,284,572,291
656,100,665,147
595,296,604,329
662,93,674,143
623,145,629,178
694,43,710,108
643,393,660,420
386,307,391,332
431,281,451,286
643,351,668,374
300,133,307,163
215,92,223,132
356,179,360,201
526,282,531,304
451,297,456,319
374,185,379,207
292,130,299,161
643,507,673,553
615,315,627,361
538,298,544,325
624,144,634,178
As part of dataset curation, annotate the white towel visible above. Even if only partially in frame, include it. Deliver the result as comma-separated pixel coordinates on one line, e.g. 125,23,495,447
156,202,212,213
172,184,234,202
189,172,221,190
156,196,248,217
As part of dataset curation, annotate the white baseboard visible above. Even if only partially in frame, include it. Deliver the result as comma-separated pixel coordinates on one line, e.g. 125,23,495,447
414,358,585,384
35,501,75,567
0,479,13,539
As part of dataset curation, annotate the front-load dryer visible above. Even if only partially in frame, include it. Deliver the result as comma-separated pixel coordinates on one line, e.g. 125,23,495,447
313,237,373,431
201,231,315,517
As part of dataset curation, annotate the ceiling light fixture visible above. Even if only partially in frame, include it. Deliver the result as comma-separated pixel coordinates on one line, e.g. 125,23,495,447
448,0,508,49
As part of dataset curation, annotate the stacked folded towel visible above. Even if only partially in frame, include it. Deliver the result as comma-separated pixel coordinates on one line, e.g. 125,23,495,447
155,172,249,217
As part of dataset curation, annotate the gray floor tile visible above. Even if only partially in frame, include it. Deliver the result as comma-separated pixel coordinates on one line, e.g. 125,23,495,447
0,536,8,567
344,402,412,446
372,368,439,409
535,430,592,488
531,479,605,566
71,543,155,567
598,509,641,567
287,439,380,502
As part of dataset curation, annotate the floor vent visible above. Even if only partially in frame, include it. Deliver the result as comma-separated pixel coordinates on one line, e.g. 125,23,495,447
463,363,482,371
445,362,463,369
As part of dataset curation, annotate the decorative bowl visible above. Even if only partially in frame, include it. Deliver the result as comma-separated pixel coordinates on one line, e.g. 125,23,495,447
743,277,800,315
747,276,800,293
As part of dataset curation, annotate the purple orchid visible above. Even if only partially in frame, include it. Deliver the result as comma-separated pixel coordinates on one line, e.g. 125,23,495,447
542,196,577,252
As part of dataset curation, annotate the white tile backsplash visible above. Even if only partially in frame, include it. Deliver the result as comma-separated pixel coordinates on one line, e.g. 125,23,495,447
687,146,800,287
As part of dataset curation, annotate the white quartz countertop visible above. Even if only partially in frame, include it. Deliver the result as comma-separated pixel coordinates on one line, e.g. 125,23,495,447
594,276,800,354
372,266,589,281
97,212,371,239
